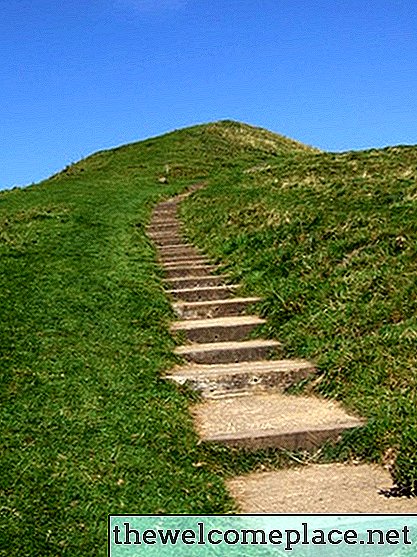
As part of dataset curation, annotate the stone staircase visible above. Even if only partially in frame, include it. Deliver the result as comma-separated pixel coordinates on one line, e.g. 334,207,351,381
148,188,417,513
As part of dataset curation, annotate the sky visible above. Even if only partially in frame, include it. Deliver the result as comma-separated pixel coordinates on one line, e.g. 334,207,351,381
1,0,416,190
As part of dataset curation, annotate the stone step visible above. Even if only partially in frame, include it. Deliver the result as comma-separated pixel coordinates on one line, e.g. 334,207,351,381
164,265,218,279
175,338,282,364
165,275,225,289
192,393,364,451
172,192,190,201
148,230,181,240
150,212,178,219
160,253,207,261
171,315,265,343
149,231,181,240
157,245,199,256
151,211,178,220
150,217,178,226
227,463,417,513
148,219,179,226
148,222,179,230
167,285,239,302
162,257,210,268
154,201,178,209
151,208,178,216
153,236,184,246
152,204,177,210
173,297,261,319
150,223,178,230
167,359,316,398
158,249,201,259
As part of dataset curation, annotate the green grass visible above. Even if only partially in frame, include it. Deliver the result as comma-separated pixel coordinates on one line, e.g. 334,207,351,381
2,120,416,555
181,143,417,494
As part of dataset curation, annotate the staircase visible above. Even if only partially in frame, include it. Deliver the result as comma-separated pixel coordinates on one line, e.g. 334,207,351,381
147,188,417,513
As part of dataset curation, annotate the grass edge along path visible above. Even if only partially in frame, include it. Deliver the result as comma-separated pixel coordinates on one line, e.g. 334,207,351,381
181,147,417,496
0,184,238,555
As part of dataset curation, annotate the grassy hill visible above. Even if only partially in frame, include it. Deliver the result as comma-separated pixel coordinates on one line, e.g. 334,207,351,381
181,139,417,492
1,120,416,555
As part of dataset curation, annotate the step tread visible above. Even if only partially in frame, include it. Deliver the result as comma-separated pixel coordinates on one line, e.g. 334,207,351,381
150,234,181,240
148,223,179,228
193,392,364,441
171,315,265,331
164,274,225,284
154,239,184,245
160,251,200,257
173,297,262,318
149,220,179,223
164,264,217,271
173,297,261,310
165,277,225,288
167,284,239,294
227,464,417,513
169,358,315,377
149,229,180,234
165,274,223,281
175,338,281,354
158,246,198,252
167,359,315,397
167,284,241,302
163,259,209,267
157,243,192,250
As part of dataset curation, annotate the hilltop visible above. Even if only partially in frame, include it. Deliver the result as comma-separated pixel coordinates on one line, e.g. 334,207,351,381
1,120,416,555
47,119,317,184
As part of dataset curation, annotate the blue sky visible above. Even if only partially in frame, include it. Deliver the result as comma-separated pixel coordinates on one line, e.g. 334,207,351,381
1,0,416,190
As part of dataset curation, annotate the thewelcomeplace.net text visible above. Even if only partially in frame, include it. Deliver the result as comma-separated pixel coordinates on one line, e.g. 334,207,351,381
111,520,412,552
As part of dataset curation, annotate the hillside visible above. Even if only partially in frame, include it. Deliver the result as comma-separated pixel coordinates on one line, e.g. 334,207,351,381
0,121,316,556
181,141,417,491
1,120,416,555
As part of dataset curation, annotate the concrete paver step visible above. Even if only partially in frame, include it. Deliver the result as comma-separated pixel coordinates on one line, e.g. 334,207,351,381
175,338,282,364
148,221,179,229
156,242,189,249
153,236,184,246
146,228,183,240
153,200,178,207
171,315,265,343
158,245,200,255
162,257,210,268
165,276,225,289
148,222,179,230
167,284,239,301
151,205,178,212
148,231,181,240
164,265,218,278
159,249,201,259
151,210,178,218
193,393,364,450
150,218,178,225
227,463,417,513
173,297,261,319
167,359,316,397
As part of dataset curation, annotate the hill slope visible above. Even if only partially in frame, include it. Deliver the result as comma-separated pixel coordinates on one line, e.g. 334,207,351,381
0,121,316,556
1,120,416,555
181,141,417,492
